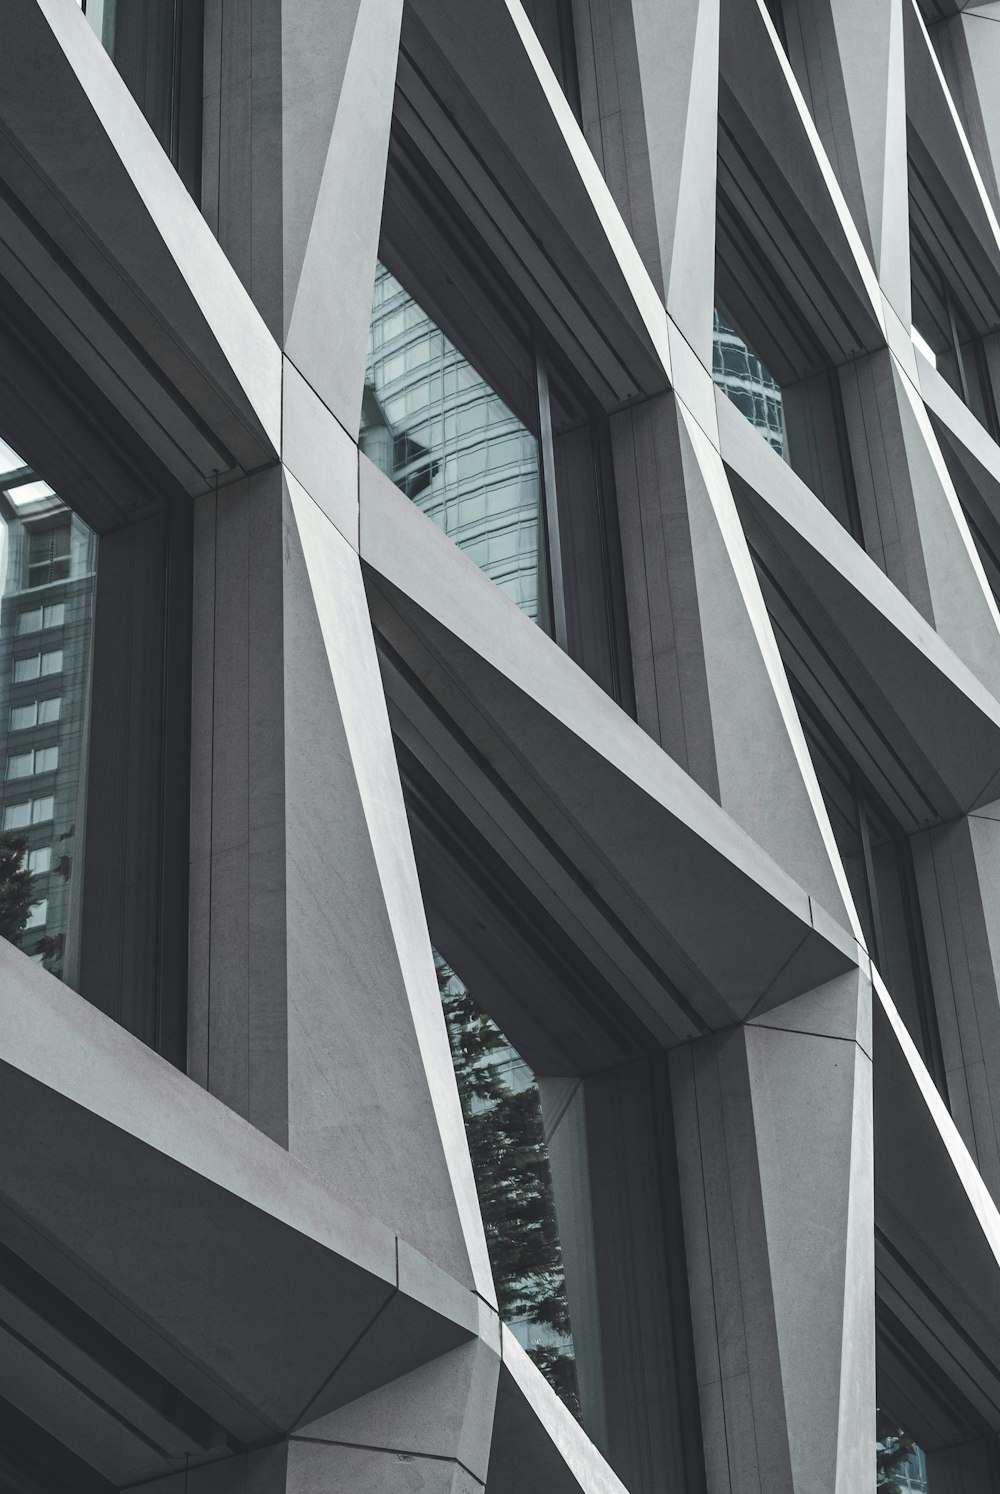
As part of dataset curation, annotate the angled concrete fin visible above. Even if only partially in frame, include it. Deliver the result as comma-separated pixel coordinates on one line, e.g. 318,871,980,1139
284,0,402,430
786,0,910,322
631,0,720,364
842,349,1000,699
487,1329,630,1493
294,1333,501,1484
719,0,885,364
18,0,281,474
280,470,495,1297
612,389,861,936
671,970,874,1493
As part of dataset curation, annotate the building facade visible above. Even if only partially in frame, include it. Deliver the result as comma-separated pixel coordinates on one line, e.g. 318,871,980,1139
7,0,1000,1492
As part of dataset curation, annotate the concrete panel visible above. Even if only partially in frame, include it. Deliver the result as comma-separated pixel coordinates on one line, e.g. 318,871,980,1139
287,1438,481,1494
913,806,1000,1205
0,936,485,1445
282,363,360,547
487,1329,631,1493
842,349,1000,698
785,0,910,323
284,474,493,1297
671,971,874,1493
14,0,281,466
296,1339,500,1482
362,457,858,1042
284,0,402,431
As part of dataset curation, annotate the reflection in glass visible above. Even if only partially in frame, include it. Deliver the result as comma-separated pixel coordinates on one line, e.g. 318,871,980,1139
713,307,785,454
911,234,995,435
713,307,860,534
0,439,97,989
362,263,549,627
436,953,580,1416
79,0,179,157
877,1413,929,1492
799,705,939,1073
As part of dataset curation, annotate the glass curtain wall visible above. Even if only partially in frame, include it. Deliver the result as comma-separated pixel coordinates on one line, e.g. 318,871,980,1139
362,262,550,628
911,233,996,435
712,308,860,535
435,952,581,1417
0,439,97,989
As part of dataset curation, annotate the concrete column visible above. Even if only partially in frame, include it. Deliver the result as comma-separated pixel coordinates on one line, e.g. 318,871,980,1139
202,0,401,430
573,0,719,363
670,971,875,1494
840,347,1000,699
783,0,910,324
187,456,494,1300
287,1337,500,1494
913,802,1000,1206
610,389,858,934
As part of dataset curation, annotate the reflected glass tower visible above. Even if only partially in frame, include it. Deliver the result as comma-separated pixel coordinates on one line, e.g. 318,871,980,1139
361,262,546,624
0,440,97,987
712,307,785,453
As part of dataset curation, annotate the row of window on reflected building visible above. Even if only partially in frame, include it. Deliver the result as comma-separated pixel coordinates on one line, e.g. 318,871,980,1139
0,441,96,990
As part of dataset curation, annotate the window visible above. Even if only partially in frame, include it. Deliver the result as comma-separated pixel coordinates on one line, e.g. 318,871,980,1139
0,442,97,986
713,307,861,536
3,796,55,830
13,651,63,683
799,701,941,1076
362,263,551,628
437,952,581,1418
877,1414,928,1492
10,699,61,732
7,746,58,779
79,0,197,171
25,524,71,589
16,603,65,635
911,232,996,434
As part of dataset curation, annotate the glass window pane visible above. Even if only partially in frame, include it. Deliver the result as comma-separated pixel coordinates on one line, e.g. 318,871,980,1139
436,952,581,1418
9,703,36,732
361,261,548,631
16,609,42,635
713,307,858,534
877,1413,928,1492
0,447,97,987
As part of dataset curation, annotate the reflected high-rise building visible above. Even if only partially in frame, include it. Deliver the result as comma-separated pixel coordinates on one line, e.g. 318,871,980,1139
0,441,97,987
712,307,785,453
361,262,546,625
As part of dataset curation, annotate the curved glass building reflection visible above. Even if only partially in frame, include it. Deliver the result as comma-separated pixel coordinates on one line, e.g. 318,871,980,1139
361,262,545,624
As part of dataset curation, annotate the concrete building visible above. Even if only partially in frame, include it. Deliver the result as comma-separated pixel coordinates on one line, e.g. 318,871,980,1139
8,0,1000,1492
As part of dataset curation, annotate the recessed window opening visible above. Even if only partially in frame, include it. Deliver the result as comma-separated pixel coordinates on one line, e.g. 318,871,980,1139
76,0,200,182
911,230,997,437
436,950,582,1418
362,260,554,631
520,0,581,121
0,442,96,988
712,302,862,539
796,694,943,1083
877,1412,929,1493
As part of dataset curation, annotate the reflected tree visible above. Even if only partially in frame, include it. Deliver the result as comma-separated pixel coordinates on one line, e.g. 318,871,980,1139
877,1412,918,1493
0,833,34,944
438,962,581,1417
